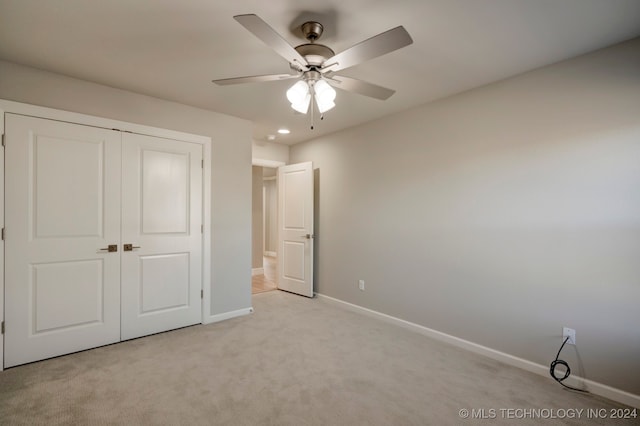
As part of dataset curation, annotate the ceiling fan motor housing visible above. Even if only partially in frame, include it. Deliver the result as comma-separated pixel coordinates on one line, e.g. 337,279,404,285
294,43,335,67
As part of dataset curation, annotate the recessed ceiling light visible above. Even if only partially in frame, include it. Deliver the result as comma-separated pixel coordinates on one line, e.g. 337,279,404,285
267,135,276,141
277,128,290,135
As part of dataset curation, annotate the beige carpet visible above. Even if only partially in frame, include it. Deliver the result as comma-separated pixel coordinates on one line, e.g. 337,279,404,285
0,291,635,425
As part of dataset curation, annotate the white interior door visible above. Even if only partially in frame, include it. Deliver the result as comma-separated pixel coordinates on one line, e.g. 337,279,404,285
4,114,122,367
278,162,314,297
120,133,203,340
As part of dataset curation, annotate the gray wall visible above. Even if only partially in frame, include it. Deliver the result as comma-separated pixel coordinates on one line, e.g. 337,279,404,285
252,166,264,269
290,38,640,395
0,60,253,315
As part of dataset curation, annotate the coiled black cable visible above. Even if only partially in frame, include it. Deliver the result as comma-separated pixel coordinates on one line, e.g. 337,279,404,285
549,336,588,392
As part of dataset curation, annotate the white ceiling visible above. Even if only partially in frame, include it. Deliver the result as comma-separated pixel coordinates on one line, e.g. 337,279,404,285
1,0,639,145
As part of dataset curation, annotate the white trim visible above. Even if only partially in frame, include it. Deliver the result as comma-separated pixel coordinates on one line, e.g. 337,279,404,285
252,158,285,168
263,176,276,181
316,293,640,409
264,251,277,258
262,185,266,262
201,139,212,324
0,99,209,145
0,108,4,371
252,268,264,276
203,307,253,325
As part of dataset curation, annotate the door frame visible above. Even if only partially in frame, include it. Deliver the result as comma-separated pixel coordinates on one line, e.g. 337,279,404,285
0,99,212,371
262,175,277,257
251,158,285,292
0,108,4,372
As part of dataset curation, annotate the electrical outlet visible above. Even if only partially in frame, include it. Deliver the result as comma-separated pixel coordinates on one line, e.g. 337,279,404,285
358,280,365,291
563,327,576,345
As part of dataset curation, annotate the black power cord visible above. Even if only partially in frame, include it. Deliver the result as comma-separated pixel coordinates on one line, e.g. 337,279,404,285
549,336,589,393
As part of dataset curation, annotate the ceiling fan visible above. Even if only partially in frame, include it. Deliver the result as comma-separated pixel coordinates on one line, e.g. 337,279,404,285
212,14,413,127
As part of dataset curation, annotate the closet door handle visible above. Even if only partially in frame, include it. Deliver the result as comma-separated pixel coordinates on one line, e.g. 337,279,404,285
99,245,118,253
123,244,141,252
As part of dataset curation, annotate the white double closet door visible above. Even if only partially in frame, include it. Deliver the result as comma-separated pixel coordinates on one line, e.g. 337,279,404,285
4,114,203,367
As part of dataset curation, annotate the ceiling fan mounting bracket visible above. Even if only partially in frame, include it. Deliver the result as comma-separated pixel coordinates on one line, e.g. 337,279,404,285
301,21,324,42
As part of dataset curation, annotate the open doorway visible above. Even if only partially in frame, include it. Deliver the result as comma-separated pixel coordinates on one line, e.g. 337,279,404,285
252,165,278,294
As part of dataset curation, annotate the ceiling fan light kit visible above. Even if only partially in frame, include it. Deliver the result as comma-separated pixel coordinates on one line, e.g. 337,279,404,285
286,73,337,115
313,79,336,113
212,14,413,129
286,80,311,113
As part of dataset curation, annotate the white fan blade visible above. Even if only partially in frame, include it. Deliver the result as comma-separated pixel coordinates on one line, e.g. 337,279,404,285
322,26,412,72
234,14,308,70
212,74,298,86
328,75,395,100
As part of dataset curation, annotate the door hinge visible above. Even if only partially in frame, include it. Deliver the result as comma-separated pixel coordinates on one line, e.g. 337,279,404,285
1,134,5,147
1,321,4,335
201,159,204,168
1,227,4,240
201,224,203,234
201,289,204,299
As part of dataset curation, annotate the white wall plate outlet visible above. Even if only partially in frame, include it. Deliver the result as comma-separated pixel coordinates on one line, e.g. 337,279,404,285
563,327,576,345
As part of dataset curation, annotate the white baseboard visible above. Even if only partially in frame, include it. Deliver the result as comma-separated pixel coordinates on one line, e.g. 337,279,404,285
315,293,640,409
251,268,264,276
264,251,277,258
203,307,253,325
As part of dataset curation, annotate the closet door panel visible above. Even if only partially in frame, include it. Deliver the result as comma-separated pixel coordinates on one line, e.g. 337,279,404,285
4,114,121,367
120,133,202,340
